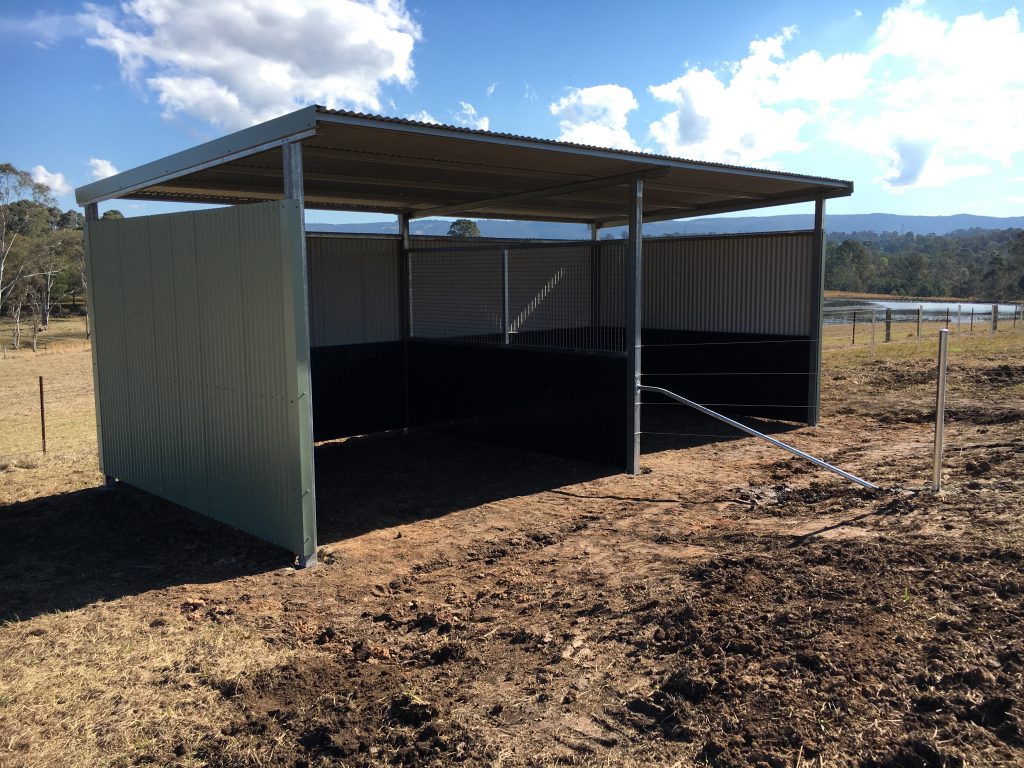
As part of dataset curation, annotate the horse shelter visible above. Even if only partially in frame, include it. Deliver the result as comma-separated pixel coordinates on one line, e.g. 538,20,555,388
75,106,853,566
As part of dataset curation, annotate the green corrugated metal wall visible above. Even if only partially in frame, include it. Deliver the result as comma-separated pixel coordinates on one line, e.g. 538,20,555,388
84,201,316,560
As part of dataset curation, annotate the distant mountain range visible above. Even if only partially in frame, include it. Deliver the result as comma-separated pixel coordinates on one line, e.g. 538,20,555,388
308,213,1024,239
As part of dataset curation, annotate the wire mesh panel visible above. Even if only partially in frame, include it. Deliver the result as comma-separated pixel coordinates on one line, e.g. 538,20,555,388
410,249,504,342
596,240,626,353
508,244,589,350
409,242,626,353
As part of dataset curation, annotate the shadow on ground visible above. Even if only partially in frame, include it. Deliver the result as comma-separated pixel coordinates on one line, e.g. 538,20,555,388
0,408,800,622
0,485,285,623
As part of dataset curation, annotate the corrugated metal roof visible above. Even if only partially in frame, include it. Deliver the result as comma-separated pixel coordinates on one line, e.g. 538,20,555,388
311,106,849,186
77,105,852,225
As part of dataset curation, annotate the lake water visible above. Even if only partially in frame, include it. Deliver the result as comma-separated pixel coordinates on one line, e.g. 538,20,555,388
826,299,1019,318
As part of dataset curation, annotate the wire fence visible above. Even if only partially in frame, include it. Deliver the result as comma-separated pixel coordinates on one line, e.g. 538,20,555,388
821,302,1024,352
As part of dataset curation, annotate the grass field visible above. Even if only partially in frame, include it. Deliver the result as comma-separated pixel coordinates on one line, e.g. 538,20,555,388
1,320,1022,767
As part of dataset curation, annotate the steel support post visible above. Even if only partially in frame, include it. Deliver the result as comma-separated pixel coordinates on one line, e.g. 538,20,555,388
807,199,826,426
283,142,318,569
932,329,950,491
589,223,601,341
398,213,412,429
625,177,643,474
82,202,112,487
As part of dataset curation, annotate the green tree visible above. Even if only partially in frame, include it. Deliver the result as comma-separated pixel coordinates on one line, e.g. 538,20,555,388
101,209,125,220
1,163,55,310
447,218,480,238
58,209,85,230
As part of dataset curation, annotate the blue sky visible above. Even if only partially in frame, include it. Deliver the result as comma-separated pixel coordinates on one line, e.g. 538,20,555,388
2,0,1022,224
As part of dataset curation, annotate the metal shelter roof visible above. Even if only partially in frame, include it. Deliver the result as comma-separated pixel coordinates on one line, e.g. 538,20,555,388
76,105,853,227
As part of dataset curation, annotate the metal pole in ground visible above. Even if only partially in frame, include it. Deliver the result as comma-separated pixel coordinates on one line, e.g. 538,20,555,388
871,309,876,357
917,305,922,339
957,303,961,337
852,311,857,346
885,308,892,342
970,308,974,333
38,375,46,454
991,304,998,333
932,329,950,491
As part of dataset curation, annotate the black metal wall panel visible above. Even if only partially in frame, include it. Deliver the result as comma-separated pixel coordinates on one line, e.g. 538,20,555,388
407,341,626,466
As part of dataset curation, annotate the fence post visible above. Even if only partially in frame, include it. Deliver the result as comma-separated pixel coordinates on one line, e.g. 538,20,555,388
970,308,974,333
870,309,876,356
39,375,47,454
932,329,949,492
852,311,857,346
885,308,892,342
957,303,961,337
917,305,922,338
991,304,998,333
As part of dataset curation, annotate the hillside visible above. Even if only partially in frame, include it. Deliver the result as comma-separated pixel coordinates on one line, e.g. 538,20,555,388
308,213,1024,239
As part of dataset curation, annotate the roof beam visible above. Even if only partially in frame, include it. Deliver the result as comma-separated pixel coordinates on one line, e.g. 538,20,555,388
409,167,671,220
76,106,319,205
595,186,853,228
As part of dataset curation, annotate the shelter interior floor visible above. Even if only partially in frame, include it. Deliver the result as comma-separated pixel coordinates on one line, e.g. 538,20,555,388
311,407,803,547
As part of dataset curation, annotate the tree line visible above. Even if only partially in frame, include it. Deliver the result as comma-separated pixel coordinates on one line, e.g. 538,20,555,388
0,163,123,350
825,228,1024,301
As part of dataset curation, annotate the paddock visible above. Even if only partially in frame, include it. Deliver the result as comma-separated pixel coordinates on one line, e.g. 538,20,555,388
75,106,852,564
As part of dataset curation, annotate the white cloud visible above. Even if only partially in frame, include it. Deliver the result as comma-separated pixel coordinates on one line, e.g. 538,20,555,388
646,1,1024,188
88,158,119,180
486,82,497,97
406,110,439,124
648,27,871,167
31,165,72,196
80,0,421,128
549,84,640,150
0,12,80,47
453,102,489,131
840,2,1024,187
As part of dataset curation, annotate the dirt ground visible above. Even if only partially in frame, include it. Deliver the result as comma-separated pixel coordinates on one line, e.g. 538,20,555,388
1,331,1022,767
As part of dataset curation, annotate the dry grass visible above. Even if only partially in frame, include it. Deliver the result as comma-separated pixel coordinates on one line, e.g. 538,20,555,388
0,343,97,499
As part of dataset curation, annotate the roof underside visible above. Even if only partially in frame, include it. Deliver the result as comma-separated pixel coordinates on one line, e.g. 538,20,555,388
76,106,853,226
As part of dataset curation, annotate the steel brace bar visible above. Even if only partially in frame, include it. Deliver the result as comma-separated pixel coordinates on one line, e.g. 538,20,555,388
639,385,879,490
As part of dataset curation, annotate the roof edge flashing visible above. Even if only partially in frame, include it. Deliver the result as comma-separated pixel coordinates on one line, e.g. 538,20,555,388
75,106,319,206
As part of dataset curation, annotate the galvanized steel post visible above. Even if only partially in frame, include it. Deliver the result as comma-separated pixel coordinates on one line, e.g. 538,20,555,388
83,202,115,489
932,329,950,492
399,212,412,429
807,199,826,426
991,304,998,333
626,176,643,474
399,213,412,338
283,141,318,569
589,223,600,338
